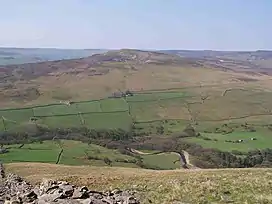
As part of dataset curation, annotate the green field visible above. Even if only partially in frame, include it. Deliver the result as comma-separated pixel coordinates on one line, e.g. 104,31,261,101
129,97,190,121
141,152,181,169
33,101,101,116
0,140,136,166
134,117,272,152
38,115,83,129
100,98,128,111
0,91,189,131
1,89,272,155
134,119,189,135
185,130,272,152
0,140,185,170
81,111,131,130
0,108,33,123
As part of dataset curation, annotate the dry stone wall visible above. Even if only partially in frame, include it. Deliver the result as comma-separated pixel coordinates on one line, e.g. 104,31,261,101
0,163,140,204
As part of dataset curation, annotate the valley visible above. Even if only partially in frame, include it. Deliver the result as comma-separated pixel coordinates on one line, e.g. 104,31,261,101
2,2,272,203
1,49,272,171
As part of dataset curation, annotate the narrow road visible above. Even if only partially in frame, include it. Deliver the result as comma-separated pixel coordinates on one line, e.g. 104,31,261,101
182,150,192,166
128,148,198,169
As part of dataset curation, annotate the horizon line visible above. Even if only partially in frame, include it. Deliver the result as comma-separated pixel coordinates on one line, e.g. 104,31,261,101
0,46,271,52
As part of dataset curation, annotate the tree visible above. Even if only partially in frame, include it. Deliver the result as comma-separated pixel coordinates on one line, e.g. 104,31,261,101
103,157,112,166
183,124,196,137
156,125,164,135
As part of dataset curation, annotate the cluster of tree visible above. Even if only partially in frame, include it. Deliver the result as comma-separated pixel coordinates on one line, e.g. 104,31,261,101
0,126,133,145
1,125,271,169
132,123,200,138
173,142,272,168
103,136,272,169
203,123,257,135
172,124,201,138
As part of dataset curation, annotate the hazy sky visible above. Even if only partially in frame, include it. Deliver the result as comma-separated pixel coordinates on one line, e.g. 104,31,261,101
0,0,271,50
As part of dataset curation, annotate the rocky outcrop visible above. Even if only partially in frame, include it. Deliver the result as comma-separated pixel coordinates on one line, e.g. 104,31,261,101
0,172,140,204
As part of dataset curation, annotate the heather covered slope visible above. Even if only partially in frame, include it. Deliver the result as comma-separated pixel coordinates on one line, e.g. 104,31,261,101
5,163,272,204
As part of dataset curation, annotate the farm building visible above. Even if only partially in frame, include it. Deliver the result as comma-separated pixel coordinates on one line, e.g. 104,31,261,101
236,139,244,143
125,90,134,96
111,92,124,98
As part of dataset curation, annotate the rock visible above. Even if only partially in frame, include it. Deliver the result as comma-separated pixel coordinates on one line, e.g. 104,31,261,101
72,187,89,199
54,200,82,204
88,191,105,200
81,198,105,204
79,198,93,204
0,162,5,179
101,198,114,204
40,179,59,194
126,196,140,204
21,190,38,203
0,170,140,204
59,183,74,197
38,191,63,202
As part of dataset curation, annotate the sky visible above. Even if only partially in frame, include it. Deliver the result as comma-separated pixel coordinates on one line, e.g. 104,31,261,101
0,0,271,50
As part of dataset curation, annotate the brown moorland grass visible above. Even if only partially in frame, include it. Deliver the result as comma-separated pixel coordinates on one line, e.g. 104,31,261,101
2,62,272,108
5,163,272,204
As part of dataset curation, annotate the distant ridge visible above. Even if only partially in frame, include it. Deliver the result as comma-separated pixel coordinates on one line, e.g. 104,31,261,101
0,47,108,66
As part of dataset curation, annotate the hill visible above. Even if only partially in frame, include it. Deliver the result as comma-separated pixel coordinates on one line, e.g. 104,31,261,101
160,49,272,75
0,47,106,65
5,163,272,203
1,49,272,108
1,49,272,170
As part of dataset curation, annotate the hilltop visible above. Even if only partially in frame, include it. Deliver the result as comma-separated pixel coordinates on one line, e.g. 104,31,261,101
161,49,272,75
1,49,272,108
0,49,203,107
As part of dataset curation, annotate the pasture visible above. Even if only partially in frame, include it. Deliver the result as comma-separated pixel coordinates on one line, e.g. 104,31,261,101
0,140,138,167
33,101,101,117
1,88,272,155
0,140,184,170
0,90,190,132
185,130,272,152
141,152,181,170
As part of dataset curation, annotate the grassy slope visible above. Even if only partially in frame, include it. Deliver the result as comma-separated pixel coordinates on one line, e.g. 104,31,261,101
186,131,272,152
0,140,135,166
2,56,272,131
141,153,181,169
2,89,272,152
5,163,272,204
1,140,184,170
2,62,272,108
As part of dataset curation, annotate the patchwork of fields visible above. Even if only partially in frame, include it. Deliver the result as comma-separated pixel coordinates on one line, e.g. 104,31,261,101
1,88,272,157
1,140,181,170
0,91,191,132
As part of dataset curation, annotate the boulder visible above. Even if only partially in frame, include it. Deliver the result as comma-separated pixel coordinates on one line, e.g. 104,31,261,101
1,170,140,204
